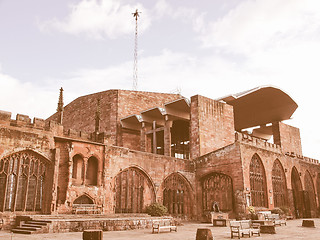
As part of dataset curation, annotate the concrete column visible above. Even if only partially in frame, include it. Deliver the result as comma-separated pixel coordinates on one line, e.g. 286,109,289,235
164,115,172,156
140,122,147,152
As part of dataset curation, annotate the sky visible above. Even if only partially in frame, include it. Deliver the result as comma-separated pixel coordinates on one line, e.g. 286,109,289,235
0,0,320,159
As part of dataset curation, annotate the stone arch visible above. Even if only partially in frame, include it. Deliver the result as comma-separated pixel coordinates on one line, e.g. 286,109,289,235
304,170,317,217
317,173,320,214
73,194,94,204
162,172,193,216
72,154,84,185
249,154,268,207
86,156,98,186
291,166,304,218
0,150,50,212
272,159,288,208
201,172,233,212
114,166,155,213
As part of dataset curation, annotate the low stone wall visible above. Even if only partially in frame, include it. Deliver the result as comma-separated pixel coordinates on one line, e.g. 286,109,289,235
33,215,173,233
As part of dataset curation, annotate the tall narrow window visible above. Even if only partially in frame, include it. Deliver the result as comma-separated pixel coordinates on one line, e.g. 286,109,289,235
72,155,84,185
272,159,288,208
291,167,304,218
304,171,316,218
163,173,192,216
115,167,155,213
250,154,267,207
0,151,47,212
86,157,98,186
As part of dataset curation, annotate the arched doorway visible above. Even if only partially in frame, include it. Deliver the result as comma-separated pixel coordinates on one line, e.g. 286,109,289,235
304,171,317,217
114,167,155,213
73,194,94,204
291,167,304,218
272,159,288,208
162,173,192,216
202,172,233,213
250,154,268,207
0,150,49,212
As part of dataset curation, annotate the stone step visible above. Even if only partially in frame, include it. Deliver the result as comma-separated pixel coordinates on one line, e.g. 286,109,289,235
21,223,43,229
15,226,39,231
26,220,48,226
11,228,33,234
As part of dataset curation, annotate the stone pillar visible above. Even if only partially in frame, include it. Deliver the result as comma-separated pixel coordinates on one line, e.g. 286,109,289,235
140,122,147,152
97,159,103,187
51,148,60,214
83,158,88,185
164,115,172,157
67,143,73,189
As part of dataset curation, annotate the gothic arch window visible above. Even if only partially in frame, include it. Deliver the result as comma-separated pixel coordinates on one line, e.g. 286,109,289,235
73,194,94,204
291,167,304,218
202,172,233,212
163,173,192,216
0,151,48,212
272,159,288,208
250,154,268,207
115,167,155,213
86,156,98,186
72,155,84,185
304,171,317,218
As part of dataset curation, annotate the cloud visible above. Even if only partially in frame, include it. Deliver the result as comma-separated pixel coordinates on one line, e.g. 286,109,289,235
0,71,57,119
40,0,151,39
199,0,320,54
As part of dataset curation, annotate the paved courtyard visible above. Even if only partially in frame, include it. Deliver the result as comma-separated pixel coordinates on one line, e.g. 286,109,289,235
0,219,320,240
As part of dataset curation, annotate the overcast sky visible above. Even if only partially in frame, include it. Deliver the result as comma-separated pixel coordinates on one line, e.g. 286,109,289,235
1,0,320,159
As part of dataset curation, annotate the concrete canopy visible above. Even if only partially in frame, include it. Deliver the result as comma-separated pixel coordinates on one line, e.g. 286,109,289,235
217,86,298,131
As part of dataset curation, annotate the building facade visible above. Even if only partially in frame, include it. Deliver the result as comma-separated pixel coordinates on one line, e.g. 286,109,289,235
0,86,319,227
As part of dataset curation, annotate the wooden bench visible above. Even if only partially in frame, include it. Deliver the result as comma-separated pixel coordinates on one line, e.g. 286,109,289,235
152,220,177,234
72,204,101,214
230,220,260,239
265,214,286,226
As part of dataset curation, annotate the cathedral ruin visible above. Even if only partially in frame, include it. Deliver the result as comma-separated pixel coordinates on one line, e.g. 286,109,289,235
0,86,319,230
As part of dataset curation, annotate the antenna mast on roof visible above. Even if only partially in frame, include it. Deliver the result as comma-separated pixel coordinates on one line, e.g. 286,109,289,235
132,9,141,90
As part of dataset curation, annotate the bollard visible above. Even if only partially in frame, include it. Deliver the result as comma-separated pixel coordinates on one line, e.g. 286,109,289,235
302,220,315,228
196,228,213,240
83,229,103,240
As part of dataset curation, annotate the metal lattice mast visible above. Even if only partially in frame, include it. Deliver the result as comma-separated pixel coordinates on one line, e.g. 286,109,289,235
132,9,140,90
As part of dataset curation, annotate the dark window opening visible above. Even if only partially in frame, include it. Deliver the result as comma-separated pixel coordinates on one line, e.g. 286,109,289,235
171,120,189,159
250,154,268,207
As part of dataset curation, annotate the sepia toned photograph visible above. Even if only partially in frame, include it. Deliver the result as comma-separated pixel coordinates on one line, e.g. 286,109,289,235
1,0,320,239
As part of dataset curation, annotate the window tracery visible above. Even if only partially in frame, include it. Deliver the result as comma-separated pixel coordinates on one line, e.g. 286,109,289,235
249,154,267,207
202,172,233,212
0,151,47,212
272,159,288,208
